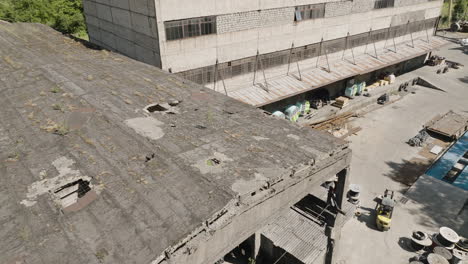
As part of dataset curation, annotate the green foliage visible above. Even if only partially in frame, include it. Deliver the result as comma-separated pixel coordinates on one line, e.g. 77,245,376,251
0,0,87,37
452,0,467,22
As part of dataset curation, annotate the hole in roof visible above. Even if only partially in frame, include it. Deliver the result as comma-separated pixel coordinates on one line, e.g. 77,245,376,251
145,104,168,113
54,179,91,208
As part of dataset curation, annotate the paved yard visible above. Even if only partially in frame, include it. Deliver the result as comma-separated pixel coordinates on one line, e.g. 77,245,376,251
335,35,468,264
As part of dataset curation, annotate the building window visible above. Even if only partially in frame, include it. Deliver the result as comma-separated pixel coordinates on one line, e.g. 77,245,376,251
374,0,395,9
165,16,216,41
295,4,325,21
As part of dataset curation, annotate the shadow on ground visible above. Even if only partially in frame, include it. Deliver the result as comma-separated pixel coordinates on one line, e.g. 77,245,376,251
398,237,415,253
459,76,468,84
384,158,432,186
355,206,381,231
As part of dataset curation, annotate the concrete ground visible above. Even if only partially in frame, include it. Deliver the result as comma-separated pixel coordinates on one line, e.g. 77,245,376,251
335,34,468,264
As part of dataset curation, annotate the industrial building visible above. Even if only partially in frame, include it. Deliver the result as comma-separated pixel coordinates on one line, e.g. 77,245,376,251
0,21,352,264
82,0,447,109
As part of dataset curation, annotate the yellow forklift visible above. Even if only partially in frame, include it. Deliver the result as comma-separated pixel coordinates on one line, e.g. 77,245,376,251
375,189,396,231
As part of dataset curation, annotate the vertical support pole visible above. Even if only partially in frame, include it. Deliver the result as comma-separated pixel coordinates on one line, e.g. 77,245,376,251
316,38,323,68
287,43,294,75
213,59,218,92
335,168,350,209
253,51,259,85
373,39,378,59
408,21,415,48
218,63,228,96
351,47,356,65
259,55,269,91
425,19,431,43
364,28,372,55
324,49,331,73
392,27,398,53
384,26,391,50
324,167,350,264
296,60,302,81
342,32,350,60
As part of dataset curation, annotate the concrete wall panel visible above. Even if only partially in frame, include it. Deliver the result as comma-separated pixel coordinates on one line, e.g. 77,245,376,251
115,35,137,57
325,1,353,18
425,7,442,19
85,15,100,27
391,10,425,26
129,0,154,16
96,3,113,22
111,7,132,28
217,7,294,34
83,0,98,17
135,45,160,66
110,0,129,10
131,12,152,35
352,0,374,13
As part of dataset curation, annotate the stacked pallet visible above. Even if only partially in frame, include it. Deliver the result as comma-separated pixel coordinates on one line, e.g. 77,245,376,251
332,97,349,109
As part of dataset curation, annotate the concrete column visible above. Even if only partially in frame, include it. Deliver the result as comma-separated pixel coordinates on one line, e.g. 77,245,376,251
335,167,350,209
325,167,350,264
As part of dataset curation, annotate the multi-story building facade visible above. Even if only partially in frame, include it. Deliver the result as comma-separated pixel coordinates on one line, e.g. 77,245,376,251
83,0,444,107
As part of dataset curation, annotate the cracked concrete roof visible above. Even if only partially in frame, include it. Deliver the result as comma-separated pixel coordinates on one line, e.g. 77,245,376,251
0,22,347,264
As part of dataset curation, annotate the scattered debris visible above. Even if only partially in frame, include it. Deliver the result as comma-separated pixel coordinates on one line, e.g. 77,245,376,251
426,55,446,66
195,125,207,129
168,99,180,106
206,158,221,166
145,153,155,162
408,130,429,147
309,112,356,131
377,93,389,105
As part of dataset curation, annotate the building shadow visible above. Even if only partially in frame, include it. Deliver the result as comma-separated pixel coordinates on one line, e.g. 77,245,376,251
384,159,432,186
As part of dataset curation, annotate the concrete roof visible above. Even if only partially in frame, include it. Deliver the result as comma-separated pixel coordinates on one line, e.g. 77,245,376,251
0,22,347,264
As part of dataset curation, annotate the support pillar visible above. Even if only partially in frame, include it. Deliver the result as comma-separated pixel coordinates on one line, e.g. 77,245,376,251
325,167,350,264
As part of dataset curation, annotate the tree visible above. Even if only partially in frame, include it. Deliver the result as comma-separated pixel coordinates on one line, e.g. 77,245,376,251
452,0,467,22
0,0,87,38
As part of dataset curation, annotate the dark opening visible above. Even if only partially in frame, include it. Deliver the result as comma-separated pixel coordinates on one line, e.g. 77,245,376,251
442,163,465,183
292,194,335,226
146,104,168,112
54,179,91,199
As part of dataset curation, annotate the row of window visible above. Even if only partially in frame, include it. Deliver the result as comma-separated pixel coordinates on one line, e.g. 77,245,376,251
177,17,438,85
165,17,216,41
165,0,433,41
374,0,395,9
294,4,326,21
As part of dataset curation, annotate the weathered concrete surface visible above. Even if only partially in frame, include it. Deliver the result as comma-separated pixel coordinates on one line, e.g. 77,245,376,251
335,38,468,264
0,22,349,264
